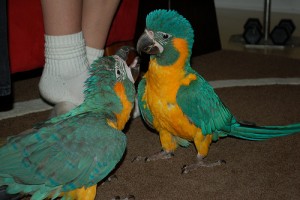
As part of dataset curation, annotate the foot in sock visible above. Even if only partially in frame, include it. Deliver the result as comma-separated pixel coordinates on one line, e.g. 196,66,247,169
39,32,104,108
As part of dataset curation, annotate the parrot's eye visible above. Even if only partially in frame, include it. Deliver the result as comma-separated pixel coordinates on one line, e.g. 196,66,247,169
157,32,172,41
114,56,127,82
162,33,169,39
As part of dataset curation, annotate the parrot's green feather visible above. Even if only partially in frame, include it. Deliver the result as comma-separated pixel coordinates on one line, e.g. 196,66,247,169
178,69,300,141
229,121,300,140
1,103,127,198
146,9,194,53
145,9,194,66
177,70,233,136
174,136,190,148
0,49,136,198
35,57,126,128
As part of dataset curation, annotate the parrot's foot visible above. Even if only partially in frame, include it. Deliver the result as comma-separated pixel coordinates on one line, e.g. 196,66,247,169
112,194,135,200
181,156,226,174
132,150,174,162
146,150,174,162
49,101,77,117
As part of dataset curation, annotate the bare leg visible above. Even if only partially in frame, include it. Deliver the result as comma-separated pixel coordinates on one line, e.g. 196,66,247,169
41,0,82,35
82,0,121,49
82,0,121,65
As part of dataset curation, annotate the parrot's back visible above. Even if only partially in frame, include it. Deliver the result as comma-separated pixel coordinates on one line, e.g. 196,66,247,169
0,113,126,199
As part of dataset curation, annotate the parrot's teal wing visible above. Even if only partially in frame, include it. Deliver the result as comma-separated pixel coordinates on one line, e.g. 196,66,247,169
33,108,88,129
0,112,126,199
177,71,233,138
138,78,154,129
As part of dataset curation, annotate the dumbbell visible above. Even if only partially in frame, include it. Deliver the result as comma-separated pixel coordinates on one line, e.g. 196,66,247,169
270,19,296,45
243,18,263,44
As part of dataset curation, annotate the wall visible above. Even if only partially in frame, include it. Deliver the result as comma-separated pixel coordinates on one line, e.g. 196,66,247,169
214,0,300,14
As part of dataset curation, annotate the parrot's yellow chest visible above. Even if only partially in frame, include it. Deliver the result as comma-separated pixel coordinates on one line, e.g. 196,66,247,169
107,82,133,130
143,59,198,140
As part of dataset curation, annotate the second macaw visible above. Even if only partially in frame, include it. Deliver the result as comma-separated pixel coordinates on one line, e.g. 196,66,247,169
0,46,139,199
135,9,300,173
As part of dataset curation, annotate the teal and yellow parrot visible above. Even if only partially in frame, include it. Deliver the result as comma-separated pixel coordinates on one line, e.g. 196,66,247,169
135,9,300,173
0,46,139,199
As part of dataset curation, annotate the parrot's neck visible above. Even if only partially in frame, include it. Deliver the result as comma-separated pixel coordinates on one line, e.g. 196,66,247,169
146,37,191,93
147,59,185,86
145,62,194,104
110,82,133,130
83,66,135,131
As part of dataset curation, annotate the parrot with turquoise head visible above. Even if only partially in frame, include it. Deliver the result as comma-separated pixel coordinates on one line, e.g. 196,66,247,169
0,46,139,199
135,9,300,173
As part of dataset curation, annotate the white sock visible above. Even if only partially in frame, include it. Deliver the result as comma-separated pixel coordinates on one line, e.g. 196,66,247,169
86,46,104,65
39,32,89,106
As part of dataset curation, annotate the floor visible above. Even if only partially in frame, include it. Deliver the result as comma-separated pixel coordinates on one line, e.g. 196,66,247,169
215,8,300,59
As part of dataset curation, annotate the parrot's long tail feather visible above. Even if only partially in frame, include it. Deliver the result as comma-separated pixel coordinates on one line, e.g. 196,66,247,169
229,122,300,140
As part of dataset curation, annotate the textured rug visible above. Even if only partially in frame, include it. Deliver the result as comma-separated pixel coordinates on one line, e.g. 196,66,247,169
0,50,300,199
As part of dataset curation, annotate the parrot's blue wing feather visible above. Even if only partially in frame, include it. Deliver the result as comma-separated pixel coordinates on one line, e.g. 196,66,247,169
177,72,233,137
0,112,126,195
138,78,154,128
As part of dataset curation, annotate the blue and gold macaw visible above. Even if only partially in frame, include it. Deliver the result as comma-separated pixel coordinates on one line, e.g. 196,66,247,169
0,46,139,199
135,9,300,173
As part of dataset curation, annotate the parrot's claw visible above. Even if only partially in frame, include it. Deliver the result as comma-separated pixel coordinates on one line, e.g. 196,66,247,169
112,194,135,200
131,155,147,162
181,159,226,174
145,150,174,162
132,151,174,162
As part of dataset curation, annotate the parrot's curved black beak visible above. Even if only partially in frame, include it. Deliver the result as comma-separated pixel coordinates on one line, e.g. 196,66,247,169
116,46,140,83
129,56,140,83
136,29,163,55
116,46,135,61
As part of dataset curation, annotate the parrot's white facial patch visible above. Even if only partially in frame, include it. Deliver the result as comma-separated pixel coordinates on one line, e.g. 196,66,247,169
156,31,172,45
145,29,164,53
114,55,135,83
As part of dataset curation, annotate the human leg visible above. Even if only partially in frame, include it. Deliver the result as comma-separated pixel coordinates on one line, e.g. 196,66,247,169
41,0,82,35
39,0,123,110
39,0,89,106
82,0,120,49
82,0,141,118
82,0,121,64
